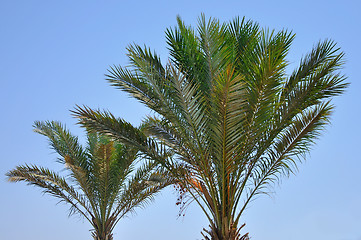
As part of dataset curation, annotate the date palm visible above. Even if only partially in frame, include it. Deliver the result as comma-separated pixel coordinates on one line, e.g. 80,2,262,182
73,15,348,240
6,121,170,240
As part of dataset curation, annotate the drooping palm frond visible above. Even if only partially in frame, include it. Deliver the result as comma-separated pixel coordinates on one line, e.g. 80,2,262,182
73,15,348,240
7,121,171,240
7,164,92,221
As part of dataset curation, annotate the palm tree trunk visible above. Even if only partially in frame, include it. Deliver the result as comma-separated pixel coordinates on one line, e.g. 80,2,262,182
92,231,113,240
202,223,249,240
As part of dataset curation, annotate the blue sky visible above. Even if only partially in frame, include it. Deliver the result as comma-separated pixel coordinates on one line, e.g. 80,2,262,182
1,1,360,240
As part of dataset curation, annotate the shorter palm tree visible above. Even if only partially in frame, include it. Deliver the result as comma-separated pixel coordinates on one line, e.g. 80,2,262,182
6,121,170,240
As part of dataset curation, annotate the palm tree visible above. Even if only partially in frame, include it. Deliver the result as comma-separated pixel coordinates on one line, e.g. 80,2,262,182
73,15,348,240
6,121,171,240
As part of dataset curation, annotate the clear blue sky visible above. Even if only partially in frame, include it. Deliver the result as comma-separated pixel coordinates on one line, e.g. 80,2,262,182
1,1,360,240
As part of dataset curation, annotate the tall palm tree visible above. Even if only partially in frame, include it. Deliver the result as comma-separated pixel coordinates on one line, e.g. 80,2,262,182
6,121,171,240
73,15,348,240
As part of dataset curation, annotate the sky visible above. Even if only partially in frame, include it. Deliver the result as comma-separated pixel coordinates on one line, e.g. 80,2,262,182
1,0,360,240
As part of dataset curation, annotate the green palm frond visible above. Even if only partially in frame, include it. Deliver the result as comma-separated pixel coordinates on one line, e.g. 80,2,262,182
33,121,87,167
7,164,92,221
72,106,171,166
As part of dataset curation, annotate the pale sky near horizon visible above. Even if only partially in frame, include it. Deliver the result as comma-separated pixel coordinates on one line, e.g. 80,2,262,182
1,1,360,240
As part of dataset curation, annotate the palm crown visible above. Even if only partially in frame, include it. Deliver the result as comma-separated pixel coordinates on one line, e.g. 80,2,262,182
7,121,170,240
73,15,348,240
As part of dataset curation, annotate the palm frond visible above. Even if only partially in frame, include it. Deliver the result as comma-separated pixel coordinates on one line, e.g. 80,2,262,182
6,164,93,221
33,121,87,168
